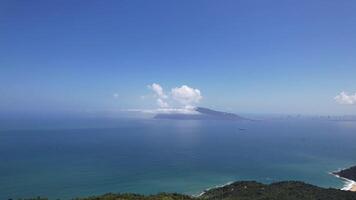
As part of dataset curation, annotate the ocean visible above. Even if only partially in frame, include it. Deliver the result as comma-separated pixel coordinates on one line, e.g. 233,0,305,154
0,118,355,199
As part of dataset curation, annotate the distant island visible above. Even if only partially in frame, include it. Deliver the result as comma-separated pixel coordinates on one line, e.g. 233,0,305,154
22,181,356,200
154,107,247,120
333,165,356,192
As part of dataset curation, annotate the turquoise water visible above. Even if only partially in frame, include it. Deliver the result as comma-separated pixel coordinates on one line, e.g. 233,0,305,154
0,118,356,199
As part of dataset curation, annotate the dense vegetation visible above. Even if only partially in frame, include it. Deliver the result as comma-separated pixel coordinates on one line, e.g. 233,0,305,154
334,165,356,181
200,181,356,200
13,181,356,200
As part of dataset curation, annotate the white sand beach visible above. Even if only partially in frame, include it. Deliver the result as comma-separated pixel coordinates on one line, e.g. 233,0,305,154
350,183,356,192
341,179,356,192
331,171,356,192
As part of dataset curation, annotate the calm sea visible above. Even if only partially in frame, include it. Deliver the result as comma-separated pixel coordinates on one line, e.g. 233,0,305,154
0,118,356,199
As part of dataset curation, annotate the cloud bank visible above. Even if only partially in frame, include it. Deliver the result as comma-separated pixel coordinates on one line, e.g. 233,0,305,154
126,108,199,115
334,91,356,105
147,83,202,109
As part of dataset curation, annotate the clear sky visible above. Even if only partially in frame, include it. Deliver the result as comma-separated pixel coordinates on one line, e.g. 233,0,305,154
1,0,356,115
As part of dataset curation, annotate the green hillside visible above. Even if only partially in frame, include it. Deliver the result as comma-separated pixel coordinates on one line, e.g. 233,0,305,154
16,181,356,200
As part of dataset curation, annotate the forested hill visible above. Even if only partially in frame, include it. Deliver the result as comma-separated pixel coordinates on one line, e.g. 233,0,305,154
19,181,356,200
333,165,356,181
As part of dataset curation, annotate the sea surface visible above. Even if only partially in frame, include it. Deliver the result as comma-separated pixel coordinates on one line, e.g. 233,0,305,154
0,118,356,199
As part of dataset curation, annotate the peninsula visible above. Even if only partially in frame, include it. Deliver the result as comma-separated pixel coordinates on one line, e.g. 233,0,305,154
333,165,356,192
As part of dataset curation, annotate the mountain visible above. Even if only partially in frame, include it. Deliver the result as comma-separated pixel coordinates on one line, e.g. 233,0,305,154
333,165,356,181
26,181,356,200
154,107,246,120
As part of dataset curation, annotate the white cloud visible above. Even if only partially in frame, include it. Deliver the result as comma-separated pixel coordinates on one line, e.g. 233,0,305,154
157,98,169,108
113,93,119,98
147,83,203,108
148,83,169,107
171,85,202,106
334,91,356,105
148,83,167,99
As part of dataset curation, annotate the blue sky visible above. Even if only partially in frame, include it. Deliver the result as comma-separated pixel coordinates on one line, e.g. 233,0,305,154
1,0,356,115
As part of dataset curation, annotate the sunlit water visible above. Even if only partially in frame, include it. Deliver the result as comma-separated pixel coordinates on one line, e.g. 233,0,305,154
1,118,356,199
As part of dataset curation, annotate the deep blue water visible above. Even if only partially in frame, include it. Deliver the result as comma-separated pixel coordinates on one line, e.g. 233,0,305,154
0,118,356,199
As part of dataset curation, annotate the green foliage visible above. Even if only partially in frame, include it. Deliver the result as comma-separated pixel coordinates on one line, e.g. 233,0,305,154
73,193,193,200
200,181,356,200
12,181,356,200
13,197,49,200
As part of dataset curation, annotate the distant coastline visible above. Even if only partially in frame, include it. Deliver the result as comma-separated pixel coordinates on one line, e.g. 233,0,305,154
154,107,247,121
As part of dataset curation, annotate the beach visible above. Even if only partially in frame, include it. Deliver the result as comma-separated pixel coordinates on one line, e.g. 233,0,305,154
344,181,356,192
350,183,356,192
332,165,356,192
338,177,356,192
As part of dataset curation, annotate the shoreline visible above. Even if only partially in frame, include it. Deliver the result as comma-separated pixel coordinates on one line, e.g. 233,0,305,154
198,171,356,196
193,181,234,197
331,172,356,192
339,177,356,192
